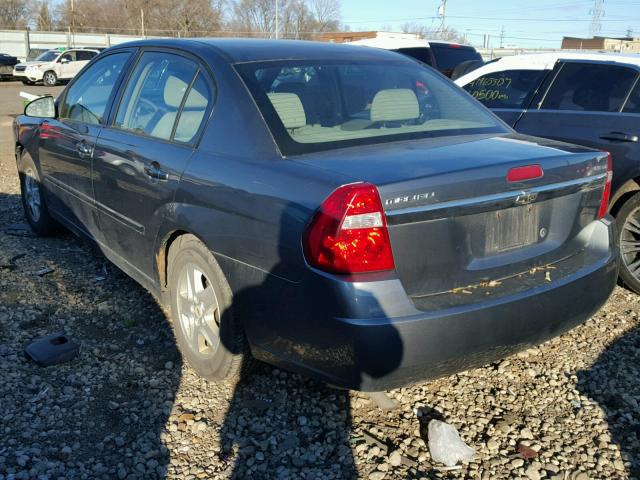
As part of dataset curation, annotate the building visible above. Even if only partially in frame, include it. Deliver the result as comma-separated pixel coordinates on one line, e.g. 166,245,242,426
317,31,421,44
562,36,640,53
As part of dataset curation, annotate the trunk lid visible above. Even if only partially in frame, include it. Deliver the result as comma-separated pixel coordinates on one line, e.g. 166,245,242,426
294,133,609,307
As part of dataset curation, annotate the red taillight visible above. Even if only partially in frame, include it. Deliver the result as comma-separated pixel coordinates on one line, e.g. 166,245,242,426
507,164,544,183
598,152,613,219
303,183,395,275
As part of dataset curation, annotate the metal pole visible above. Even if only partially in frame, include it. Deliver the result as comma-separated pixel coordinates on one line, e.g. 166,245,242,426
141,9,145,37
275,0,279,39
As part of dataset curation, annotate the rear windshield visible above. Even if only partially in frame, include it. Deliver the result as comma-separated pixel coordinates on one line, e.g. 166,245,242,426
236,60,505,156
430,44,482,73
394,47,434,66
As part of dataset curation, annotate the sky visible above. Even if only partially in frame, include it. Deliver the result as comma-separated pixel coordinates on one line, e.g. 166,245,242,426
340,0,640,49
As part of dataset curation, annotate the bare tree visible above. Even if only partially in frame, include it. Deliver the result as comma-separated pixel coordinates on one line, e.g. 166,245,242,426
36,1,53,30
0,0,34,29
309,0,339,32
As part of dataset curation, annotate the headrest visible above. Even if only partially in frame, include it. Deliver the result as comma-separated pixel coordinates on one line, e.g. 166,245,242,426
267,92,306,130
164,75,188,108
370,89,419,122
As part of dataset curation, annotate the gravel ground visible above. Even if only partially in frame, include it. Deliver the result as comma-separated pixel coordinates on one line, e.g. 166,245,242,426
1,81,639,480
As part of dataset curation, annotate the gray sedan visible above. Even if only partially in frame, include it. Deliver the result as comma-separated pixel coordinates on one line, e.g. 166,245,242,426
14,39,618,390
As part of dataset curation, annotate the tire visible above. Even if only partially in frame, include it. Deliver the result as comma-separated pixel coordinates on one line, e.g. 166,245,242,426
18,151,61,236
42,70,57,87
616,192,640,294
167,234,245,381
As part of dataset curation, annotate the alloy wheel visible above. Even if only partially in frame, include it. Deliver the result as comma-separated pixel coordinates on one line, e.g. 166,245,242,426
44,72,55,85
175,263,221,358
24,168,41,222
621,207,640,280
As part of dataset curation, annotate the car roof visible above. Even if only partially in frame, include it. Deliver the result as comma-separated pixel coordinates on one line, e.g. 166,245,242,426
109,38,409,64
348,37,474,50
455,51,640,86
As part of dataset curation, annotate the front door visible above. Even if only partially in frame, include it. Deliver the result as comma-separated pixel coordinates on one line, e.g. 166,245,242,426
93,50,213,278
38,50,133,240
461,68,551,127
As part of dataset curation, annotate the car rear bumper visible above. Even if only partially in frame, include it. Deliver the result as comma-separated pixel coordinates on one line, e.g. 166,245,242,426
247,218,618,391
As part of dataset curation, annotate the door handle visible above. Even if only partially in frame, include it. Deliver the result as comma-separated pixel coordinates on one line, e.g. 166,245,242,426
144,162,169,181
76,141,93,158
599,131,639,142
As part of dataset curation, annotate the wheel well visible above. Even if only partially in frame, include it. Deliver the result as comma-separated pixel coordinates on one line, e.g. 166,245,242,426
156,230,190,290
610,178,640,217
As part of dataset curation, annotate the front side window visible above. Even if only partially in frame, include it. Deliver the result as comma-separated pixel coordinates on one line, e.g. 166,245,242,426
114,52,198,141
463,69,548,109
59,51,132,125
60,51,76,63
541,62,638,112
237,59,504,155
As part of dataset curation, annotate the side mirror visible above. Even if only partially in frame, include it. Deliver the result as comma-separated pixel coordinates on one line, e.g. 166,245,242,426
24,95,56,118
60,57,70,64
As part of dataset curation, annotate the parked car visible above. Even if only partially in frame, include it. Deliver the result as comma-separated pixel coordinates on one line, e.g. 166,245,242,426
0,53,19,80
14,39,617,390
350,37,483,77
14,48,99,86
456,52,640,293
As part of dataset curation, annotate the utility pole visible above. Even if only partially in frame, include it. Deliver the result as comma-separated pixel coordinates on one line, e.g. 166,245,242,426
141,9,145,37
275,0,279,39
500,25,504,48
589,0,604,37
438,0,447,39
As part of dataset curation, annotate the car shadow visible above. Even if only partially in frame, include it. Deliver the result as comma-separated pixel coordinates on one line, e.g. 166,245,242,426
0,191,181,479
576,326,640,477
2,188,407,479
216,202,405,479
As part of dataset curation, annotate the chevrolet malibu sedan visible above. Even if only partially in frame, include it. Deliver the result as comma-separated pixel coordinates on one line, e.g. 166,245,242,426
14,39,618,391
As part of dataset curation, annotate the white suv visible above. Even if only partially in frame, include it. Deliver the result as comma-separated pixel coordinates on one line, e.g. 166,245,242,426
22,48,99,86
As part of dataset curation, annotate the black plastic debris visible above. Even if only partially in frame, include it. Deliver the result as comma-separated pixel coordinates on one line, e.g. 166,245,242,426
5,223,34,237
24,332,79,366
0,253,25,271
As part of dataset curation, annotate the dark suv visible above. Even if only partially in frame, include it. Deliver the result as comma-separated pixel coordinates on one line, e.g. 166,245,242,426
458,53,640,292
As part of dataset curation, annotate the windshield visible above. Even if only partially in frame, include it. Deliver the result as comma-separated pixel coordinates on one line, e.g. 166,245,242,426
36,51,59,62
237,59,505,156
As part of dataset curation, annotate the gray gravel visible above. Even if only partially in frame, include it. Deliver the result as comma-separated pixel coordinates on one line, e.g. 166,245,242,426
1,81,639,479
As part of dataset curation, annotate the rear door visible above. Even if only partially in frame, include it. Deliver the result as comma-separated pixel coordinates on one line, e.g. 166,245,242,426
73,50,98,76
514,60,640,193
461,68,550,127
93,49,214,278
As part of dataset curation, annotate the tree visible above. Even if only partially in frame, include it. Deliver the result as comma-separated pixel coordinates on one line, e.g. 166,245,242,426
0,0,33,29
36,1,53,30
310,0,339,32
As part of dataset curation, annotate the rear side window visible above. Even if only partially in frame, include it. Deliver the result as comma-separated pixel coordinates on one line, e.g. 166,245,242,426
115,52,198,141
174,73,213,143
59,51,131,124
76,50,96,61
541,62,637,112
463,69,548,109
430,44,482,74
